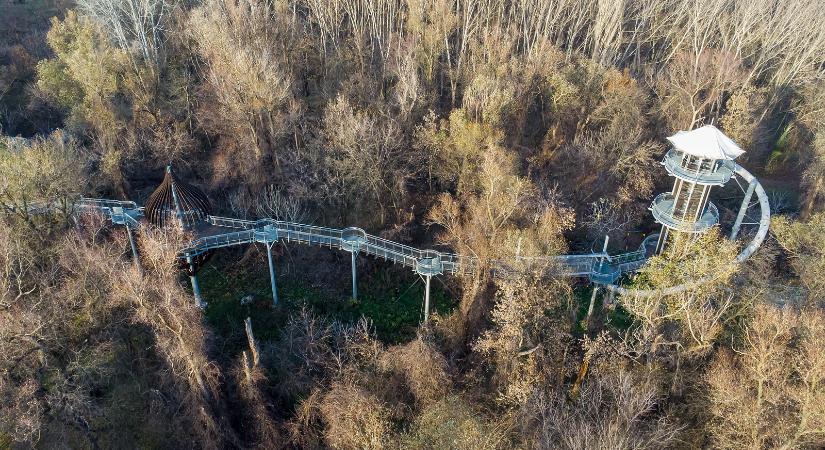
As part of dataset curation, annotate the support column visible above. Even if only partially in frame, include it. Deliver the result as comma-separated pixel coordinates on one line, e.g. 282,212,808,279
351,251,358,300
423,274,431,323
187,255,205,308
587,235,609,327
126,225,142,275
730,179,757,240
266,241,278,306
190,275,204,307
586,285,598,326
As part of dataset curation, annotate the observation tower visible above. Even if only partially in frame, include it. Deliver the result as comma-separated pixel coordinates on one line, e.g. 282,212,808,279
650,125,744,254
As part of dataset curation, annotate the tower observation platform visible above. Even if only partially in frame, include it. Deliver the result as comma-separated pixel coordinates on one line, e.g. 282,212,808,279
651,125,745,254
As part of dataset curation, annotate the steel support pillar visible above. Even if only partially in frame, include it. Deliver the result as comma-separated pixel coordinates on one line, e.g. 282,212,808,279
586,285,598,325
186,255,205,308
266,241,278,306
730,179,757,241
126,225,142,275
350,251,358,300
190,273,205,308
423,274,432,323
655,226,670,255
586,235,609,326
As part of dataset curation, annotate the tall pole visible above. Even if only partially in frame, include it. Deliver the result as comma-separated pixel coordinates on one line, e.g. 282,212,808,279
266,241,278,306
125,224,142,275
730,179,757,240
424,274,431,323
351,251,357,300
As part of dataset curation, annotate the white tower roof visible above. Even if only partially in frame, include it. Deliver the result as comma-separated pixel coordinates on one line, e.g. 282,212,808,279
666,125,745,161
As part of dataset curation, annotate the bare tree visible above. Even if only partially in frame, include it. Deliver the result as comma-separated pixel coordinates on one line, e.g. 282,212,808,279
77,0,171,81
255,185,308,222
527,369,681,449
189,0,296,182
317,94,410,222
706,305,825,450
0,132,84,231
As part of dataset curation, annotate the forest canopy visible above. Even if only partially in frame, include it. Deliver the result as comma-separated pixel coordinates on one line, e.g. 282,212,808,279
1,0,825,448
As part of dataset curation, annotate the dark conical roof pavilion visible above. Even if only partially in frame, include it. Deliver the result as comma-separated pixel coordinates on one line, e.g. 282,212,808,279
144,166,211,228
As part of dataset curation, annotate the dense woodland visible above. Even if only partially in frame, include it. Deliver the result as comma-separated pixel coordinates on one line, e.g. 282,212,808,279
1,0,825,448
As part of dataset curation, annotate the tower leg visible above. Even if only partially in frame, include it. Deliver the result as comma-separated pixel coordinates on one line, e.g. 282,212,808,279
730,179,757,240
424,274,432,323
126,225,142,275
351,251,357,300
655,226,669,255
266,241,278,306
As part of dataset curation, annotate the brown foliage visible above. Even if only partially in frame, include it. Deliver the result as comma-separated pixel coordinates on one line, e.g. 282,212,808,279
379,336,451,406
706,305,825,449
475,274,575,405
120,226,233,448
318,381,391,450
525,368,681,450
623,229,741,356
399,395,513,449
772,213,825,307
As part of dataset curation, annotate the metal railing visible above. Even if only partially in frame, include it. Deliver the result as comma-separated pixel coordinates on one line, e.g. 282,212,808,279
28,161,773,299
650,193,719,233
183,230,258,256
78,197,140,210
76,198,659,282
662,149,734,186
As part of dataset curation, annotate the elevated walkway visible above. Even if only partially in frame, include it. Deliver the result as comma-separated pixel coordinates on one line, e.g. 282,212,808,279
11,161,771,319
75,198,657,282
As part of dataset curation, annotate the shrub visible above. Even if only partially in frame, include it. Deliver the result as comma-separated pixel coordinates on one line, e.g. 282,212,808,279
399,395,512,450
379,336,451,407
319,381,391,450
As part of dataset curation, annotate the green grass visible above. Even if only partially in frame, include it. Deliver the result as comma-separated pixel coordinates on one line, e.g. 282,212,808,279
572,285,635,335
605,303,634,331
193,252,456,353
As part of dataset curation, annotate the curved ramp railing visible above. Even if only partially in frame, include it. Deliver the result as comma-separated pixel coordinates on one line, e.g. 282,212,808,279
605,163,771,297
